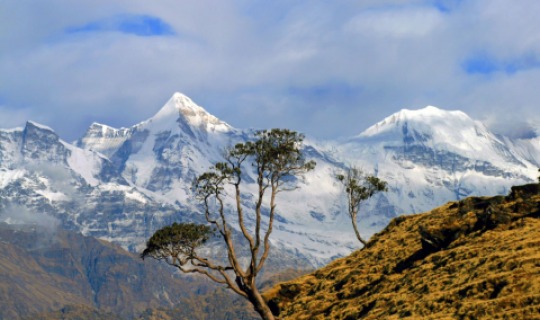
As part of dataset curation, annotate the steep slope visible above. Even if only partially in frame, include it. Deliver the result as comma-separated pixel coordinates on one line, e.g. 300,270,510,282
502,129,540,168
0,222,310,320
265,184,540,319
0,223,202,319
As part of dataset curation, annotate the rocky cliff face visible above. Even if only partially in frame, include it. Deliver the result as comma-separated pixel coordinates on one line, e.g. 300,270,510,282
76,122,132,158
1,94,539,268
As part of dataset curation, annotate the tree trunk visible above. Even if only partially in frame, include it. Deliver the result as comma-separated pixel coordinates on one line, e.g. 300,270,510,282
351,213,367,246
247,287,275,320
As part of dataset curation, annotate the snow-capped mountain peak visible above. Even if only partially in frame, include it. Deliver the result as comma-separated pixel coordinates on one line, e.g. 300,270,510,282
25,120,56,133
356,105,508,158
2,93,539,268
21,120,66,163
360,105,472,138
139,92,232,135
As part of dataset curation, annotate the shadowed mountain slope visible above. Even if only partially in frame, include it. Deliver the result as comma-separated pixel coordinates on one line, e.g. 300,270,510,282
0,224,216,319
0,223,308,320
265,184,540,319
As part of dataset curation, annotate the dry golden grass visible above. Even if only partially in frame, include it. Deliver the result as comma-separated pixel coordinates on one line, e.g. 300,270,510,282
265,184,540,319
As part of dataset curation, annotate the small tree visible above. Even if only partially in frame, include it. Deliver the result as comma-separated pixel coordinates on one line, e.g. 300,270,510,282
142,129,315,320
336,167,387,246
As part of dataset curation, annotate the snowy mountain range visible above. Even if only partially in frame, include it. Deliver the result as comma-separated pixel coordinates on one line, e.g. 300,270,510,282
1,92,538,267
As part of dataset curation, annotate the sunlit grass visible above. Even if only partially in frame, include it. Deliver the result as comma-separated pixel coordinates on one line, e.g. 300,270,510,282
265,185,540,319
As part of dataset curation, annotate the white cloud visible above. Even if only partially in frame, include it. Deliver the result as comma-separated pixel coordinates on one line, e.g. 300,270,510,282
345,6,443,38
1,0,539,140
0,204,61,243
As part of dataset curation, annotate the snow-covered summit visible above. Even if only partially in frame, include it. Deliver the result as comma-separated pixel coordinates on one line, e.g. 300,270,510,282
25,120,56,133
360,106,474,138
76,92,243,204
78,93,235,159
356,106,507,159
137,92,232,135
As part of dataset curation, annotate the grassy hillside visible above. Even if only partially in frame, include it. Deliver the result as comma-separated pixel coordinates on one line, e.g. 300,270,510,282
265,184,540,319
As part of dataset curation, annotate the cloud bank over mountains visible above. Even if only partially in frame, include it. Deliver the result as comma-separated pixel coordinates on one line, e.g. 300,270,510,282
1,0,539,140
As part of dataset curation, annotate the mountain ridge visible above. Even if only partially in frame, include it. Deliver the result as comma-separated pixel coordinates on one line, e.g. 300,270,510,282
0,222,189,319
1,92,538,267
0,222,271,320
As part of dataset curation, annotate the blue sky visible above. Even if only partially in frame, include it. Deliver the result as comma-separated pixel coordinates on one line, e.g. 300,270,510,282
464,53,540,75
1,0,539,140
66,14,175,37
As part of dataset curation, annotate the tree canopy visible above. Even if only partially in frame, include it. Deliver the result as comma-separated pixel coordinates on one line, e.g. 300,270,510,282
141,223,212,261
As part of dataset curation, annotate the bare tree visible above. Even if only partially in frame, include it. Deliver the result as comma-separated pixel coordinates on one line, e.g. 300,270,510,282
336,167,387,246
142,129,315,320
